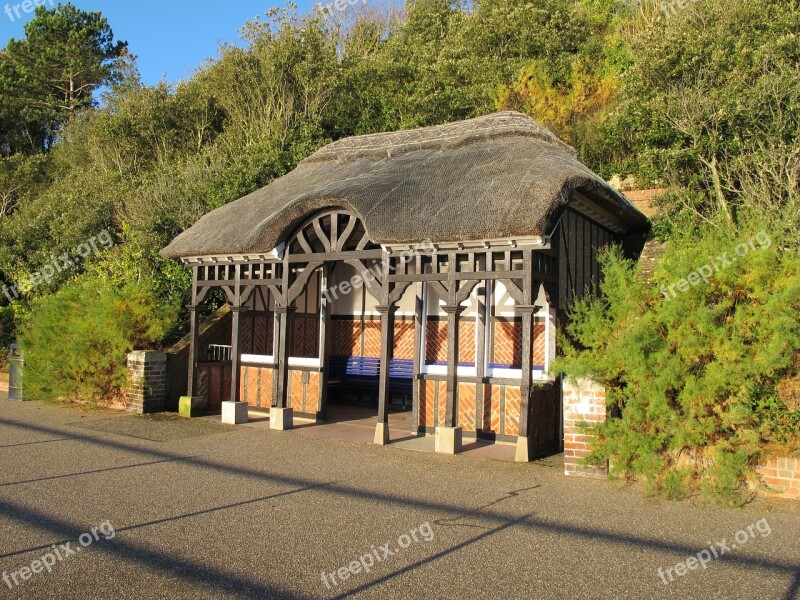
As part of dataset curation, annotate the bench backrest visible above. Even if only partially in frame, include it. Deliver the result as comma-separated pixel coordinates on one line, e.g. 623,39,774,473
330,356,414,379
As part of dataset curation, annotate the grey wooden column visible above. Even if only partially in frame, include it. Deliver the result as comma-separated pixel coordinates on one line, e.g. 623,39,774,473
185,303,200,397
517,303,537,438
516,249,539,461
272,304,296,409
442,304,464,428
376,304,397,425
229,305,244,403
475,282,487,431
318,264,332,421
410,282,424,434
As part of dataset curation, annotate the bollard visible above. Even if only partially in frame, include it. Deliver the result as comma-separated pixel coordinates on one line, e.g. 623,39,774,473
8,343,23,401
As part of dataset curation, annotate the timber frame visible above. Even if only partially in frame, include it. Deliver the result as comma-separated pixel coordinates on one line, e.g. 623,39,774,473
182,208,565,458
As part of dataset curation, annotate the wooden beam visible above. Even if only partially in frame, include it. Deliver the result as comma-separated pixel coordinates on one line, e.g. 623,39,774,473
388,271,523,283
289,250,383,263
377,252,396,427
411,281,423,434
273,250,294,409
229,263,243,404
287,261,325,303
186,268,200,399
442,304,463,428
318,264,331,421
475,281,487,431
376,305,396,426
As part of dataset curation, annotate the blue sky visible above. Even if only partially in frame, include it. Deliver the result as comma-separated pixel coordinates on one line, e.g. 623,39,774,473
1,0,316,85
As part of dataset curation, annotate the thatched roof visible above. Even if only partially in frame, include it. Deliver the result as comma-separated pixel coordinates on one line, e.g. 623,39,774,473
161,112,648,259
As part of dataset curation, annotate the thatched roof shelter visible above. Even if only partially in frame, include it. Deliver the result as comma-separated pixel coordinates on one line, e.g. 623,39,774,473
161,111,647,260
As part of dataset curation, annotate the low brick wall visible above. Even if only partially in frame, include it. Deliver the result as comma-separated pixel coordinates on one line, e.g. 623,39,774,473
126,351,167,414
563,378,607,478
755,456,800,499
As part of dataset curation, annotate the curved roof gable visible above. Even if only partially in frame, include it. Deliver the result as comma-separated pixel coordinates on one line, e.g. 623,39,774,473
161,112,648,260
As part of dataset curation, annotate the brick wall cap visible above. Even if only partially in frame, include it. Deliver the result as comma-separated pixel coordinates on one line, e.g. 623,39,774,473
127,350,167,363
562,377,605,394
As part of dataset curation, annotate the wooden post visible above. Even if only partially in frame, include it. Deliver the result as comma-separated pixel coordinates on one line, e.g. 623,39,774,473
273,304,295,409
518,304,536,437
516,249,539,461
374,252,394,445
411,281,424,434
318,264,331,421
376,304,396,425
221,264,249,424
229,264,243,404
229,305,243,403
442,304,463,428
186,304,200,397
475,279,487,431
185,266,201,398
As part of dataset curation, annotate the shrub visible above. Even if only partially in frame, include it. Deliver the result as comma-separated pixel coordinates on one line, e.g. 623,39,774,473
18,274,176,404
555,227,800,505
0,304,15,366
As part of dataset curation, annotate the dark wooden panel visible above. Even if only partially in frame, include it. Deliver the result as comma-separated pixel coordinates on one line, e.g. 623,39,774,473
197,363,232,410
529,382,561,458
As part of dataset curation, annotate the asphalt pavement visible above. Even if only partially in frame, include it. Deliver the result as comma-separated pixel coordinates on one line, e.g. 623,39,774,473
1,398,798,599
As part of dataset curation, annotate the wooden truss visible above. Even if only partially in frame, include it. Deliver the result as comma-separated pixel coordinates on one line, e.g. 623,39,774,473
183,208,558,443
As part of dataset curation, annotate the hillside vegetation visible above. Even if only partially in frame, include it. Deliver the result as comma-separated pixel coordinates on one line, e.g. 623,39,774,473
1,0,798,502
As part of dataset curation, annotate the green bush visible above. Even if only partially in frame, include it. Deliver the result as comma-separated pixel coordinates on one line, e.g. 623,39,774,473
18,275,176,404
555,226,800,505
0,304,15,366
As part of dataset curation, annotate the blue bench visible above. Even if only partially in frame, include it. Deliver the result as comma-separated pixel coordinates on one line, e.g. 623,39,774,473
329,356,414,408
388,358,414,408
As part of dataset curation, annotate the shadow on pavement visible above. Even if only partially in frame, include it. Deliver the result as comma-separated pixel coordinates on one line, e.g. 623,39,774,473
1,417,799,599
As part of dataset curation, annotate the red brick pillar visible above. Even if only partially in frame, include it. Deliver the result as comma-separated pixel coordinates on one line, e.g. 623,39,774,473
562,378,607,478
126,351,167,414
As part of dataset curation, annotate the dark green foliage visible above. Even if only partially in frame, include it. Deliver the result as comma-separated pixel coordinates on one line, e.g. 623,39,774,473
0,0,797,507
556,229,800,505
18,275,175,403
599,0,800,199
0,3,128,155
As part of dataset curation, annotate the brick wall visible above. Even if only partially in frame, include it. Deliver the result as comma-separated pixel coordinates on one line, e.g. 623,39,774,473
331,317,416,359
240,365,273,408
563,378,607,478
288,369,320,415
126,351,167,414
417,379,522,437
755,457,800,499
490,319,546,367
424,320,477,364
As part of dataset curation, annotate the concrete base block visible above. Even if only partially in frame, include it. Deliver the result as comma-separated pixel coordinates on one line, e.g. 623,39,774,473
564,462,608,479
179,395,206,418
374,422,390,446
270,406,293,430
515,436,530,462
434,426,462,455
221,401,248,425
